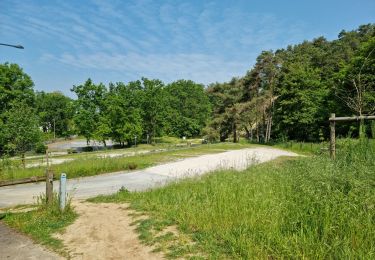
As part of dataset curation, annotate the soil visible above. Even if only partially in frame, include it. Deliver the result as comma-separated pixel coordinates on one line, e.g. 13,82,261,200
55,201,164,260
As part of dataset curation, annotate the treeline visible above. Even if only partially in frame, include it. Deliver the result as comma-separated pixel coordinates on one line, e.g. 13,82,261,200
206,24,375,142
0,63,211,158
1,24,374,159
71,78,210,146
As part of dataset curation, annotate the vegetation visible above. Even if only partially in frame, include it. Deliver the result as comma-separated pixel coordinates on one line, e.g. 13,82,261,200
3,194,76,257
92,139,375,259
207,24,375,142
1,24,374,160
0,142,257,181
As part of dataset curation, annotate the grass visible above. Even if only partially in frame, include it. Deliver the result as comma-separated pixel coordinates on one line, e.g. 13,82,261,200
0,142,258,181
3,194,77,257
91,138,375,259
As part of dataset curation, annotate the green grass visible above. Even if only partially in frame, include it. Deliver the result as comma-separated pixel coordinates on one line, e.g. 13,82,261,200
92,139,375,259
3,194,77,257
0,142,257,181
272,141,325,154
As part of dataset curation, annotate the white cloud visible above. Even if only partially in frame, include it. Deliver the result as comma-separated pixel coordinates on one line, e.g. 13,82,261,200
52,51,247,84
2,0,311,88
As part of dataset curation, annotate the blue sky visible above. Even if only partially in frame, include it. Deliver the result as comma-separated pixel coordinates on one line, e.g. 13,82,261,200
1,0,374,97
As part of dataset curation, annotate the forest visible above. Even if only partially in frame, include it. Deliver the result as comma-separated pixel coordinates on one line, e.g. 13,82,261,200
0,24,374,157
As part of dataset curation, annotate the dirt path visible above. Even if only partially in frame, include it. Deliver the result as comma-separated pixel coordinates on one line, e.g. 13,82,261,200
55,201,163,260
0,221,62,260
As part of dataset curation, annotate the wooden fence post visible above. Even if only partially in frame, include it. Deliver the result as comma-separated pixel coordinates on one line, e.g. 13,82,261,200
330,113,336,159
46,170,54,204
45,149,53,205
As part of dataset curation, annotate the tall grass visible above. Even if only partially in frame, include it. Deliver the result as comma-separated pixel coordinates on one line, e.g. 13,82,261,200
94,139,375,259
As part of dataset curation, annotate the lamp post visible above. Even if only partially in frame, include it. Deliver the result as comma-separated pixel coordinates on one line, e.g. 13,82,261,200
0,43,24,49
134,135,137,147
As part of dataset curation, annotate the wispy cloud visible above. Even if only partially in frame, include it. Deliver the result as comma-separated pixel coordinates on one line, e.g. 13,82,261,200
1,0,311,89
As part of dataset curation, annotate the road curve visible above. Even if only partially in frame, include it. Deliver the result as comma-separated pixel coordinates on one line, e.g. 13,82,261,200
0,148,298,208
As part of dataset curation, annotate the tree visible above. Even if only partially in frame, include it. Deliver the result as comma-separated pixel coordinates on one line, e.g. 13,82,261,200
206,78,243,142
164,80,211,137
3,102,41,167
337,37,375,137
105,82,143,146
36,91,74,137
0,63,35,115
71,79,107,144
140,78,166,142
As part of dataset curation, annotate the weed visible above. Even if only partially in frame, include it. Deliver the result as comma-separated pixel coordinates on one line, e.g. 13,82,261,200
3,193,77,257
92,139,375,259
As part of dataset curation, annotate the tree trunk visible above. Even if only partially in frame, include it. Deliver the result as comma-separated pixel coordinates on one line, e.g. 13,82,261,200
359,118,366,139
21,153,26,169
244,127,250,140
233,123,237,143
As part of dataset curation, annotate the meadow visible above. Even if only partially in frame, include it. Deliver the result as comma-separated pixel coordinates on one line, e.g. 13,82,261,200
92,139,375,259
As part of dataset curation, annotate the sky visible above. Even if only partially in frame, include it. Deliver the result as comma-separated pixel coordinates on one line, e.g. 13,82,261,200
0,0,374,97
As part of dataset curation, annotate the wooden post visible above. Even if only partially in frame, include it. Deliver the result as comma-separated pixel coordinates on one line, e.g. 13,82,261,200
45,150,53,205
330,113,336,159
46,170,54,204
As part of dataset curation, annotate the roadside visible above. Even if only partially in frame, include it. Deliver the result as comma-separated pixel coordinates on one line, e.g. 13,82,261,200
0,221,62,260
0,142,256,182
0,147,298,208
0,147,298,259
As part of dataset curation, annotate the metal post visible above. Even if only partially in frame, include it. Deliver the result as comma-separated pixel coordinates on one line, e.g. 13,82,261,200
59,173,67,211
330,113,336,159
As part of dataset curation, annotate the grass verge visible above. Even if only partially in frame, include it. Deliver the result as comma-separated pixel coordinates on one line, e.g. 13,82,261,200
91,139,375,259
2,195,77,257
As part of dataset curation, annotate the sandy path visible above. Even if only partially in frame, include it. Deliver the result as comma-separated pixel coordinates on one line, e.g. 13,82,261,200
55,201,163,260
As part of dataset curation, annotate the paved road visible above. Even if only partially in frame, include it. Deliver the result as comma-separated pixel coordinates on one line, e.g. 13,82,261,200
0,148,298,208
0,221,62,259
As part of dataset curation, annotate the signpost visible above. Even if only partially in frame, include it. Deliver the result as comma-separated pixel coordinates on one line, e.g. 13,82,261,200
59,173,67,211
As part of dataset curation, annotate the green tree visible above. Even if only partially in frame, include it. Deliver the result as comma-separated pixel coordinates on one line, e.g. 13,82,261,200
3,102,41,167
206,78,243,142
36,91,74,137
164,80,211,137
0,63,35,154
71,79,107,144
140,78,166,143
0,63,35,115
105,82,143,146
337,36,375,137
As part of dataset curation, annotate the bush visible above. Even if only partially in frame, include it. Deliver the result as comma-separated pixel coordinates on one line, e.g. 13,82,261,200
34,142,47,154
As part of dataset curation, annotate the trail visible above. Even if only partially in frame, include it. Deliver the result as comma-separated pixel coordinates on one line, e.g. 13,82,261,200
55,201,163,260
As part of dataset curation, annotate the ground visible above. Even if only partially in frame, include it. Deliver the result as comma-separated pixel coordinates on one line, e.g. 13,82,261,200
0,221,62,260
0,147,298,259
54,201,164,260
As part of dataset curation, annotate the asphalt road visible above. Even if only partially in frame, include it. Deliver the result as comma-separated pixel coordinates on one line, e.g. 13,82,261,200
0,148,298,208
0,221,62,259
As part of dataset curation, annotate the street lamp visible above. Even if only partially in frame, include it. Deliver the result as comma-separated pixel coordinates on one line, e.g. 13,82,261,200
0,43,24,49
